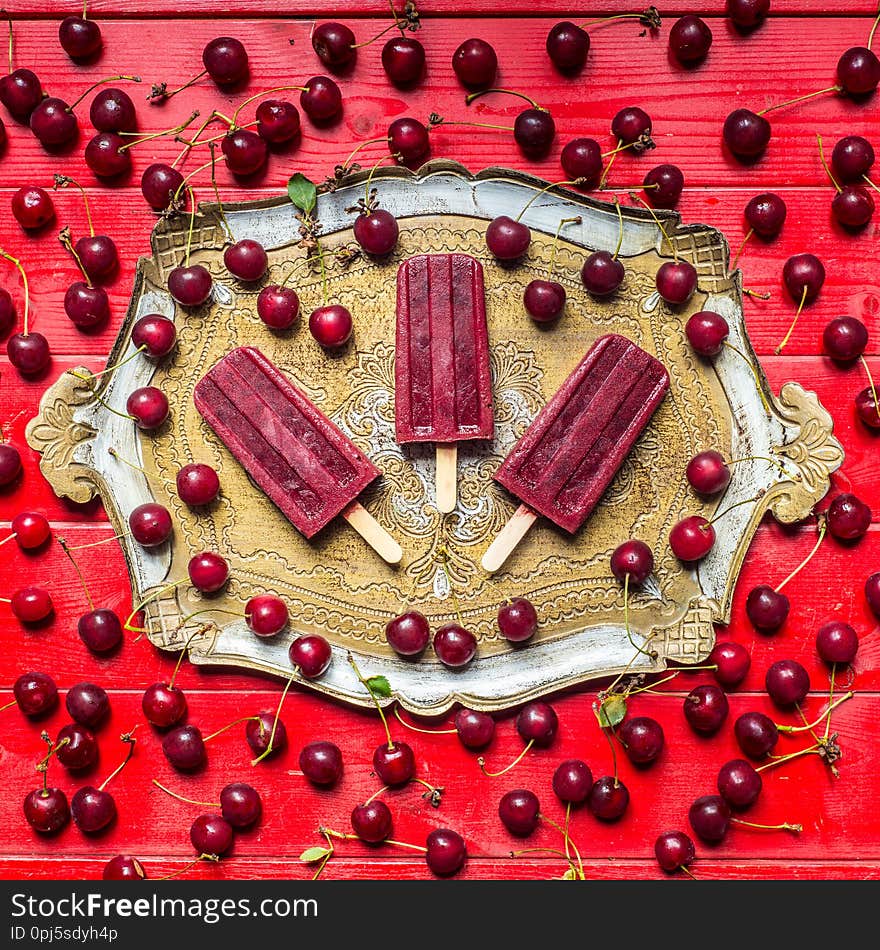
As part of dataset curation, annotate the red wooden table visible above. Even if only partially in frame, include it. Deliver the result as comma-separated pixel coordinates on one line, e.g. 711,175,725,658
1,1,879,881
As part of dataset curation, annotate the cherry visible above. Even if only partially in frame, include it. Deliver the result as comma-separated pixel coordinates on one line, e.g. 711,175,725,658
619,716,665,765
689,794,730,842
30,97,79,147
669,515,715,561
299,740,343,786
129,503,172,546
76,236,118,280
353,209,399,256
78,608,123,654
552,759,593,804
0,442,21,485
669,15,713,64
176,462,220,506
12,186,54,230
382,36,425,86
66,682,109,728
855,387,880,428
745,584,789,633
312,22,355,68
610,539,654,585
452,38,497,88
498,788,539,837
717,758,762,809
517,701,558,746
55,722,98,771
256,100,300,143
837,46,880,96
188,551,229,593
221,129,268,176
425,829,466,876
168,264,213,307
126,386,169,430
24,787,69,835
373,740,415,786
245,594,288,637
611,106,653,147
300,76,342,122
866,573,880,618
765,659,810,706
12,672,58,717
64,281,109,328
0,68,43,120
257,286,299,329
103,855,146,880
497,598,538,643
654,830,696,874
309,304,352,347
581,251,625,296
163,725,206,770
734,711,778,759
707,640,752,688
201,36,248,86
514,108,555,156
0,288,13,337
11,587,54,623
454,708,495,749
783,253,824,302
523,279,565,323
560,137,602,184
684,684,729,735
832,135,874,182
546,22,589,74
220,782,262,828
8,332,51,375
824,316,868,361
289,634,332,678
59,13,102,60
8,512,50,549
90,88,137,133
385,610,431,656
723,109,771,159
485,216,531,260
141,163,184,210
433,623,477,668
727,0,770,27
351,800,393,843
826,492,871,541
246,713,287,759
142,682,186,728
71,786,116,833
190,814,234,856
832,184,874,228
388,116,430,162
816,621,858,665
745,192,787,236
656,260,698,305
686,450,730,495
223,239,268,282
644,164,684,208
588,776,629,821
84,132,131,178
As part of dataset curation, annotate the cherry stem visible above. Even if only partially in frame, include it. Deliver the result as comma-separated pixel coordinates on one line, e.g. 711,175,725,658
622,572,653,659
107,446,174,488
82,0,88,18
124,578,186,632
203,715,259,744
251,674,295,765
173,610,238,637
179,121,258,151
612,196,625,259
385,839,428,854
279,253,324,287
70,75,141,112
160,854,218,881
317,242,328,307
478,738,534,777
757,86,841,117
0,247,30,335
548,216,581,277
363,785,390,806
348,652,394,749
168,626,213,690
730,228,753,272
118,111,200,152
722,340,772,416
429,117,515,133
775,285,809,355
707,492,765,527
151,68,208,103
393,707,457,735
231,85,304,126
208,143,234,243
863,174,880,196
173,112,218,163
598,141,621,190
601,140,639,160
860,356,880,418
172,158,214,207
816,134,841,193
341,137,388,174
601,719,620,784
630,192,677,262
57,535,95,611
152,778,219,808
4,9,12,73
466,87,540,109
743,288,772,300
541,811,584,878
74,347,147,386
774,516,826,593
352,20,400,49
437,545,465,627
53,175,94,236
98,730,137,792
777,691,853,733
363,154,398,210
756,743,823,773
35,731,67,792
824,664,838,740
58,229,92,286
868,7,880,49
726,454,793,480
184,187,196,266
605,630,660,695
515,179,587,223
731,817,802,833
0,698,16,712
581,10,659,29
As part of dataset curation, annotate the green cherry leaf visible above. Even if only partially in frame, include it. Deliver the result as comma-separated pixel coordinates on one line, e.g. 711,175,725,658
299,846,331,863
365,675,392,698
287,173,317,214
595,694,627,729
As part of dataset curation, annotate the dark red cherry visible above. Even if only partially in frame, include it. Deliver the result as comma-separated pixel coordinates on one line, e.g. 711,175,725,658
387,116,430,163
581,251,624,296
353,209,399,256
686,450,730,495
385,610,431,656
11,587,54,623
644,164,684,208
141,163,184,210
655,830,695,873
498,789,539,836
452,38,497,88
425,829,466,876
832,135,874,182
90,88,137,133
78,608,123,653
382,36,425,86
126,386,169,430
486,216,530,260
827,492,871,541
669,16,713,63
129,503,172,547
203,37,249,86
433,623,477,668
24,787,70,834
373,740,415,786
351,800,393,843
837,46,880,96
588,776,629,821
289,634,332,678
523,279,565,323
255,100,300,143
669,515,715,561
455,708,495,749
689,794,730,842
76,235,118,280
168,264,212,306
8,331,50,374
0,68,43,120
560,137,602,184
611,539,654,585
734,711,778,759
855,387,880,428
84,132,130,178
745,585,789,634
516,700,558,746
190,814,233,855
686,311,728,357
103,855,146,880
745,192,787,236
545,22,590,74
723,109,771,159
142,682,186,728
709,641,751,689
514,108,555,156
30,97,78,147
309,305,352,347
656,260,698,305
783,253,824,302
187,551,229,593
552,759,593,804
220,782,262,829
177,463,220,506
0,442,21,485
765,659,810,707
59,16,102,60
619,716,665,765
244,594,288,637
13,672,58,717
816,620,858,665
611,106,652,147
55,722,98,771
66,682,109,728
12,186,55,230
224,239,268,281
257,286,299,329
717,758,762,809
684,683,729,735
300,76,342,122
299,741,343,786
824,315,868,362
163,724,205,770
727,0,770,27
832,185,874,228
64,281,109,328
246,712,287,759
312,22,355,68
865,573,880,618
0,287,13,338
72,785,117,833
497,597,538,643
221,129,268,176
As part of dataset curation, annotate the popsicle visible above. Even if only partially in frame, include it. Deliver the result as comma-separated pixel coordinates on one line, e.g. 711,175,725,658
194,346,402,564
482,334,669,572
395,253,494,513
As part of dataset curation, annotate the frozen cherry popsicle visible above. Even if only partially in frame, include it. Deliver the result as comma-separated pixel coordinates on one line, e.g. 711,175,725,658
482,334,669,572
194,347,401,563
395,253,494,513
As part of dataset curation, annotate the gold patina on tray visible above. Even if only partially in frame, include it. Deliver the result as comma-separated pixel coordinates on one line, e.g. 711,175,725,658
27,161,843,714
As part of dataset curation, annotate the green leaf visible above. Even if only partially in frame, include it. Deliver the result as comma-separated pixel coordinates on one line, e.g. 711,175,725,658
287,173,317,214
595,694,627,729
365,675,392,698
299,846,331,864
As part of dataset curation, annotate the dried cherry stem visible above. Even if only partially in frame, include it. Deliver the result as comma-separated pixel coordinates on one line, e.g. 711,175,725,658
35,731,69,793
548,217,581,276
707,492,765,526
774,516,826,593
251,674,296,765
437,545,465,627
631,192,678,262
605,630,660,695
362,153,399,209
168,627,214,691
581,8,661,30
57,536,96,611
0,248,29,335
466,87,541,110
729,229,753,272
515,180,588,222
413,776,444,807
152,778,219,808
478,739,534,777
722,340,772,416
53,175,95,235
69,75,141,112
730,817,802,833
816,134,842,193
58,229,93,286
393,707,457,735
775,285,809,354
623,666,719,698
98,729,137,791
757,86,841,117
118,112,199,152
743,288,772,300
149,69,208,103
860,356,879,418
160,854,219,881
612,196,625,259
203,715,260,744
348,652,395,750
777,691,853,733
756,743,824,772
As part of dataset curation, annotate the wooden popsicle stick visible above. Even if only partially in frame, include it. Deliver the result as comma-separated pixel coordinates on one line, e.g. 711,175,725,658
435,443,458,514
341,501,403,565
481,504,539,573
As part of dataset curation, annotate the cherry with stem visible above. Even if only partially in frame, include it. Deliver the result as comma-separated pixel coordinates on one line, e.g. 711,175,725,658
523,216,581,323
2,247,50,376
53,175,118,280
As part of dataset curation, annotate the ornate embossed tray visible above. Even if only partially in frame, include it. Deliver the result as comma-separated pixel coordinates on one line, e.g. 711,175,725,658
27,161,843,714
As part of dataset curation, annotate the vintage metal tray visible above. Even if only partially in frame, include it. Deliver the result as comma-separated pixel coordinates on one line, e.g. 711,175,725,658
27,161,843,714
